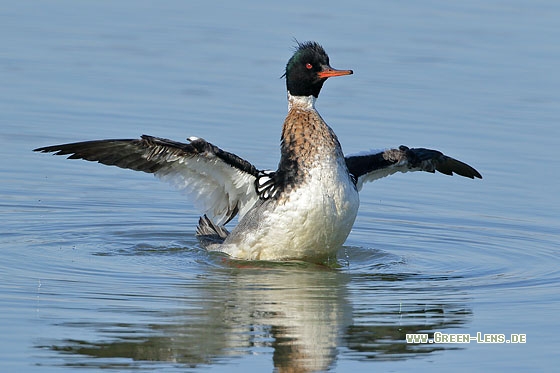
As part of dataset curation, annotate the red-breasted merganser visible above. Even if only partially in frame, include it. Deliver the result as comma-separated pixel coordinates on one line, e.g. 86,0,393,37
35,41,481,263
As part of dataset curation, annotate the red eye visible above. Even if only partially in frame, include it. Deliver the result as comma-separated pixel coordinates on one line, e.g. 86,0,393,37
305,63,313,69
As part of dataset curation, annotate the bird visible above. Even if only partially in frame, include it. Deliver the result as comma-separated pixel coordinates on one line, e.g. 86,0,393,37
34,41,482,263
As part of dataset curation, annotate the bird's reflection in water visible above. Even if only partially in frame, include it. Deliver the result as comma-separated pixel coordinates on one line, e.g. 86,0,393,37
41,259,471,371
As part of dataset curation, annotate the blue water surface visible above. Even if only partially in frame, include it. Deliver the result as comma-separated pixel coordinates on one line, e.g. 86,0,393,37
1,1,559,371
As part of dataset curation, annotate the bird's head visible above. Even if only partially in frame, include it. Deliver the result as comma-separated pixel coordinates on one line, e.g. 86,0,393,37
284,41,353,98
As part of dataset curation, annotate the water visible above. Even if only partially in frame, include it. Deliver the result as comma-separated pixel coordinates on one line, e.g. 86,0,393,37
1,0,559,371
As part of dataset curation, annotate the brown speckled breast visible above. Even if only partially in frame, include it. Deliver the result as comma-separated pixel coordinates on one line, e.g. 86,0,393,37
277,106,345,193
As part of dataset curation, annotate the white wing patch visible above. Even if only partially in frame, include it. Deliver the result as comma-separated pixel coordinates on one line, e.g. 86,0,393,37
354,168,402,191
345,148,404,191
256,170,281,200
33,135,261,225
346,148,387,158
155,155,259,225
346,146,481,191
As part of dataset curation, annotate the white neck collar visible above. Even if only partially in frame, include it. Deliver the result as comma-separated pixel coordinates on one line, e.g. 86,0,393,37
287,93,316,111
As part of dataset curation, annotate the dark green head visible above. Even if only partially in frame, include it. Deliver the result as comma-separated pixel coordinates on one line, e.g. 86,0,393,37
285,41,353,98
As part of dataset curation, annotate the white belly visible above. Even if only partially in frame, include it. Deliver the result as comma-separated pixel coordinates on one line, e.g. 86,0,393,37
219,162,360,262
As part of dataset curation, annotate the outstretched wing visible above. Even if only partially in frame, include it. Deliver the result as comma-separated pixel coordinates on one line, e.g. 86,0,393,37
345,145,482,191
34,135,260,225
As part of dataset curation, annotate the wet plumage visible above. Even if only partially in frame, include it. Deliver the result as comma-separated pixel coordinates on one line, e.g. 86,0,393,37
35,41,481,263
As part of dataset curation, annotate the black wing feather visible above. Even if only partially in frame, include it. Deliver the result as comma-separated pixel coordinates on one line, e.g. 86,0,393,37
345,145,481,190
35,135,259,176
34,135,261,224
